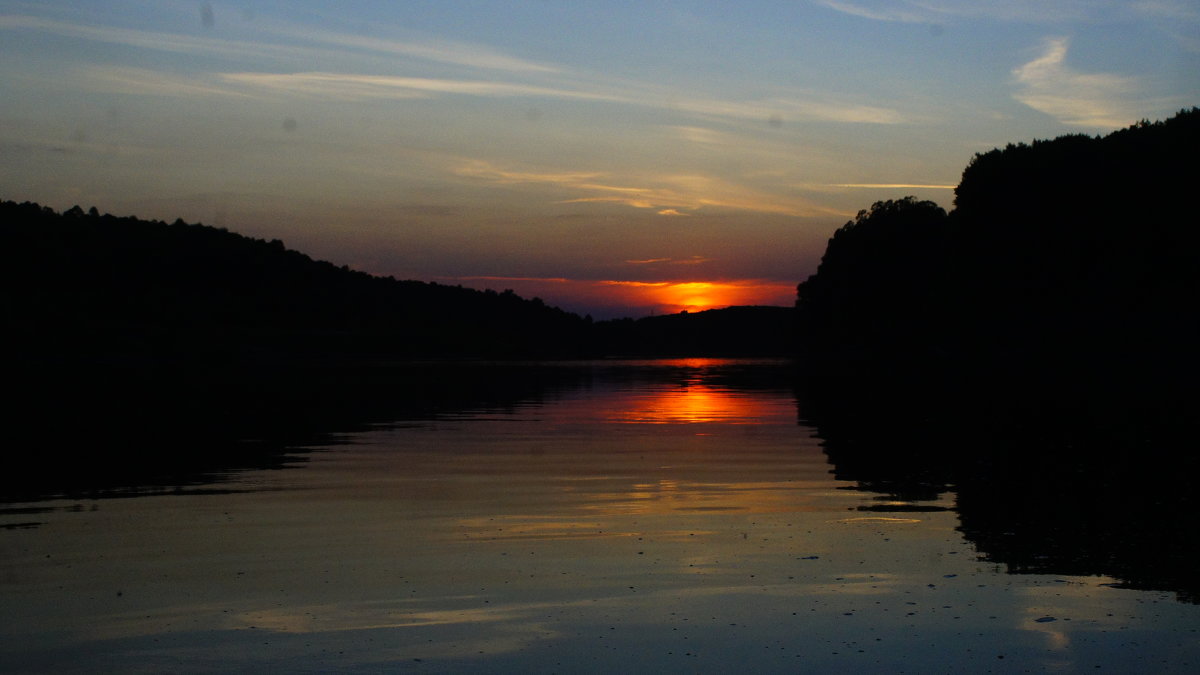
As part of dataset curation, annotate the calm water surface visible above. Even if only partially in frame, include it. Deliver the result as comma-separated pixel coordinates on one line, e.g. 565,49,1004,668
2,359,1196,673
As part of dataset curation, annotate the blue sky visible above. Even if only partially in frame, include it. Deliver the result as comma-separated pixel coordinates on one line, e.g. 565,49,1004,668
2,1,1196,316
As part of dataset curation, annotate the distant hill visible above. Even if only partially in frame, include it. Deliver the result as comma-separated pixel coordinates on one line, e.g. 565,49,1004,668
594,306,795,357
1,201,591,361
796,108,1199,392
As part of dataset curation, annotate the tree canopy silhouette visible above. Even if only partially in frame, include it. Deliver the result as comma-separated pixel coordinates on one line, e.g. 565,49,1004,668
796,197,949,363
796,108,1200,391
1,201,591,361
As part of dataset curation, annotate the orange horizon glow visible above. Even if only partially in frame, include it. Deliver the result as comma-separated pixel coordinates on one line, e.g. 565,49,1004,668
445,275,797,317
597,279,796,314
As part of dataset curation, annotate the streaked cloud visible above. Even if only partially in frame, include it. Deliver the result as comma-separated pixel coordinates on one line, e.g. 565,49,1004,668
215,72,904,126
453,160,608,188
1012,37,1142,127
218,71,623,103
832,183,957,189
1,13,910,130
75,66,251,98
262,22,561,73
456,159,840,217
667,94,905,125
813,1,1099,23
451,275,570,284
625,257,712,265
601,280,671,288
0,13,560,75
814,1,928,23
0,14,307,62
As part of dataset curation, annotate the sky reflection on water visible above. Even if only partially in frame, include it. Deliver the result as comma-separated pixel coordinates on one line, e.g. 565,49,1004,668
1,360,1197,673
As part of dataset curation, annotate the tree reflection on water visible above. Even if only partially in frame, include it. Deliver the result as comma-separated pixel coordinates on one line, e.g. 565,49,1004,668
799,372,1200,604
8,359,1198,604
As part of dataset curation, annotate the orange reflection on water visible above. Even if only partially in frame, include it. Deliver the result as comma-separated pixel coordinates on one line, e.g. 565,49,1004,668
610,383,778,425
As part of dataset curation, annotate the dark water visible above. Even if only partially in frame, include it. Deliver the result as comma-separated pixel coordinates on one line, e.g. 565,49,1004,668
2,359,1197,673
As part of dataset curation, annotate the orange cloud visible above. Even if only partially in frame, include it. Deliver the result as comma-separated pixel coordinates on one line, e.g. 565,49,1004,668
623,256,711,266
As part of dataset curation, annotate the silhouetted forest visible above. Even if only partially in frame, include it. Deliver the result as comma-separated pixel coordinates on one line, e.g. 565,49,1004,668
2,200,592,360
797,108,1199,394
2,200,799,361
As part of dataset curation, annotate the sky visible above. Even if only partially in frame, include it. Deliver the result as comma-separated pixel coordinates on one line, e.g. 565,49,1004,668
2,1,1197,318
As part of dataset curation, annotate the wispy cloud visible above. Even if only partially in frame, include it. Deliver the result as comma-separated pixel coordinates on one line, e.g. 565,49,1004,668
455,159,838,217
453,160,608,188
625,256,712,265
451,275,570,283
666,94,905,125
0,13,560,75
219,71,622,102
75,66,251,98
215,71,903,126
601,280,670,288
814,1,1101,24
814,1,928,23
1011,37,1142,127
2,13,910,128
832,183,957,189
263,23,560,74
0,14,306,62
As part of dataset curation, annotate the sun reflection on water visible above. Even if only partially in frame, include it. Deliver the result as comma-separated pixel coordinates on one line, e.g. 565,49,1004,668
609,385,780,425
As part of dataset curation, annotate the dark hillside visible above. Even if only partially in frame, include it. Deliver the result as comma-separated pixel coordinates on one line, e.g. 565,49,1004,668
796,108,1200,392
795,197,950,364
1,201,591,361
948,110,1198,380
595,306,795,357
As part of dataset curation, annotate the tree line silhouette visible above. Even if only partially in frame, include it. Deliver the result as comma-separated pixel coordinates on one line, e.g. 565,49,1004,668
2,201,596,360
797,108,1199,394
2,201,794,360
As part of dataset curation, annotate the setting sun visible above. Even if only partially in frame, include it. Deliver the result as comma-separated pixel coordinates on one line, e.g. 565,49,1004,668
590,279,795,316
648,281,791,314
663,282,720,312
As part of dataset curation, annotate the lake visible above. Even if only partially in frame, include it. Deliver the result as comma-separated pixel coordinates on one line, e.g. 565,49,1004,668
2,358,1197,673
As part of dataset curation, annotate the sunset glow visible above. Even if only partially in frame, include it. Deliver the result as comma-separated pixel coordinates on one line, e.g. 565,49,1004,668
445,276,797,318
2,2,1194,319
599,279,797,314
